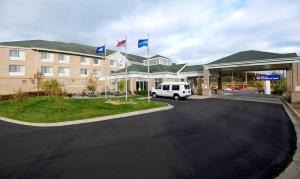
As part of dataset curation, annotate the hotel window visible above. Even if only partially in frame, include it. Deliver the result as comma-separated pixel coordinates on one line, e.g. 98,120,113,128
59,67,69,77
41,52,53,62
80,69,89,77
81,57,90,65
93,58,100,66
110,60,116,67
10,50,20,57
9,65,25,76
59,54,70,64
41,66,53,76
9,50,25,60
93,69,101,77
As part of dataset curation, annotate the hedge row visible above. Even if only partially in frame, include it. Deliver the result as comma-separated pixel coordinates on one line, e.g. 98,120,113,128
0,91,46,101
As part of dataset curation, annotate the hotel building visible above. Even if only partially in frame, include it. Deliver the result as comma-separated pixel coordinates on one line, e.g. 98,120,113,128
0,40,203,95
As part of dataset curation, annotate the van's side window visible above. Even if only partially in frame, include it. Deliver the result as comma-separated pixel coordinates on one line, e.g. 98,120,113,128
172,85,179,91
156,85,161,89
163,85,170,90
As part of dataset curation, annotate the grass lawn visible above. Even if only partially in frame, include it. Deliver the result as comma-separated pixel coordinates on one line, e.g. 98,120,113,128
0,96,166,123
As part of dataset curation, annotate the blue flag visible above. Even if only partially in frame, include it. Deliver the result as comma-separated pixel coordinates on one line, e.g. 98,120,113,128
96,45,105,54
138,39,148,48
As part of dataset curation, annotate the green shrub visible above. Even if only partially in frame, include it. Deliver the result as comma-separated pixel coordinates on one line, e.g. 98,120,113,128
118,79,125,92
271,74,287,95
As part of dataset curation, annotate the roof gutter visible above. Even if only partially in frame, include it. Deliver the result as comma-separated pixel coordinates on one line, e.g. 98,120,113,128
203,57,300,69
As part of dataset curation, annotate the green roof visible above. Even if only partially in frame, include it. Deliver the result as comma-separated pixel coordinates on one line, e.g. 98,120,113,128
0,40,146,62
208,50,298,65
181,65,203,72
114,63,186,74
0,40,116,57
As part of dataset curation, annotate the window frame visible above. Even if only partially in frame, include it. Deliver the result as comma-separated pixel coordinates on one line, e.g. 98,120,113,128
58,67,70,77
9,50,25,60
81,57,90,65
41,66,53,76
93,58,100,66
80,69,89,77
110,60,116,67
58,54,70,64
93,69,101,77
40,52,53,62
9,65,25,76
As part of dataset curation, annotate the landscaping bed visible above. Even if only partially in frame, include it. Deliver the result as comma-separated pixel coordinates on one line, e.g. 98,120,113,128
0,96,166,123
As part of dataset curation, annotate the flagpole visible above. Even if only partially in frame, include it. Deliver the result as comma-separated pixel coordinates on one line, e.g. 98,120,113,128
147,34,150,103
125,36,128,101
104,37,107,100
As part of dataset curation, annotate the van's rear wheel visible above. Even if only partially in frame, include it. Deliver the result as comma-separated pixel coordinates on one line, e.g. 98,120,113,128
152,93,157,98
173,94,180,100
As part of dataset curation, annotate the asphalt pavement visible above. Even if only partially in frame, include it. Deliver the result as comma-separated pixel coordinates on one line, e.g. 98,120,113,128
0,98,296,179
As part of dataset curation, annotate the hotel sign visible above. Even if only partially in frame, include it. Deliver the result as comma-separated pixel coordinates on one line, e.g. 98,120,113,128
256,75,280,81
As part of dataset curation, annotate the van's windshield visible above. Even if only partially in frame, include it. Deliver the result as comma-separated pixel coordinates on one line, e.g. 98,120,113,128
184,85,190,89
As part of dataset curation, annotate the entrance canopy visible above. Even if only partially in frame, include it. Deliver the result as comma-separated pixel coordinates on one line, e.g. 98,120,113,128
203,50,299,72
201,50,300,102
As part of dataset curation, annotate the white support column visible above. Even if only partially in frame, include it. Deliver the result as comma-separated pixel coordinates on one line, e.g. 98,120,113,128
245,72,248,85
231,71,234,85
265,80,271,94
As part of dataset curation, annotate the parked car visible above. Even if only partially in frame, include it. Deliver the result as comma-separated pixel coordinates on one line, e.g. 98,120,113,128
258,88,265,94
151,82,192,100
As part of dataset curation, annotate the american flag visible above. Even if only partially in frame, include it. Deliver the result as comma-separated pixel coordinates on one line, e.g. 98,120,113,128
116,40,126,48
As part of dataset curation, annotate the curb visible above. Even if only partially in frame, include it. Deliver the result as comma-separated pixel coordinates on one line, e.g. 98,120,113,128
277,98,300,179
0,104,174,127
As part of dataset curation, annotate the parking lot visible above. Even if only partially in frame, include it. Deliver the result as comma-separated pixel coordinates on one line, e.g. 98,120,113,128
0,98,296,179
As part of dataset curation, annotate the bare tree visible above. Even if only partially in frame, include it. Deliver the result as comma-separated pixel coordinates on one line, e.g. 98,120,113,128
14,88,28,112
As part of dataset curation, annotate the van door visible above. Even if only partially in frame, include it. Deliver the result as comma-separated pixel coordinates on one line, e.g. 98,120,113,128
155,84,163,96
171,84,180,96
162,85,172,97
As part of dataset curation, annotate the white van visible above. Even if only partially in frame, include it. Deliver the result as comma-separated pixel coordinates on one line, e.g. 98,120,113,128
151,82,192,100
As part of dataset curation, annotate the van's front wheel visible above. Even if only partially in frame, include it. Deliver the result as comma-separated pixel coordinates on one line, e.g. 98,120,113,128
152,93,157,98
173,94,180,100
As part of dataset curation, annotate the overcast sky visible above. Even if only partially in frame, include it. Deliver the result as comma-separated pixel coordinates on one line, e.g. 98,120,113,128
0,0,299,64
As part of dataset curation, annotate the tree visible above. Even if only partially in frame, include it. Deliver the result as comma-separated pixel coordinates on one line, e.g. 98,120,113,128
118,79,125,92
86,76,98,94
41,80,61,101
53,87,66,114
33,72,44,91
14,88,28,112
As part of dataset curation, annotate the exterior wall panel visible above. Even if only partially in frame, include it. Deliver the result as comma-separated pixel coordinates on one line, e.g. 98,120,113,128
0,47,106,95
